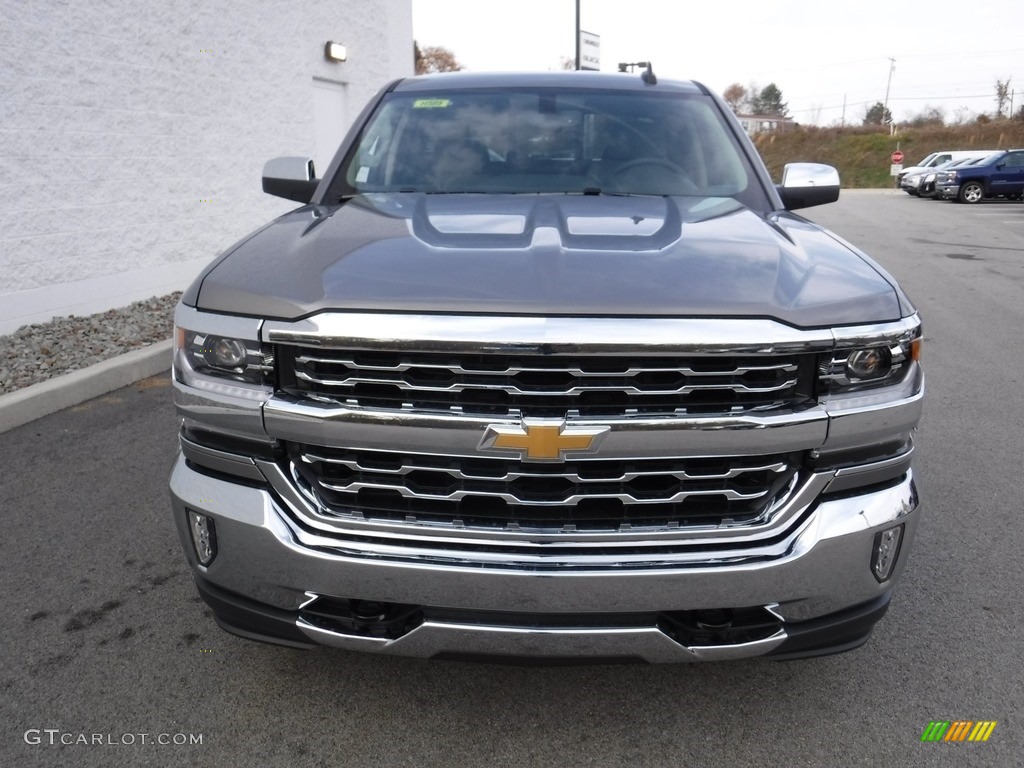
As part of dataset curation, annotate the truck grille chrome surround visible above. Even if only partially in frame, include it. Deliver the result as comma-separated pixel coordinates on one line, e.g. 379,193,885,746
259,314,846,558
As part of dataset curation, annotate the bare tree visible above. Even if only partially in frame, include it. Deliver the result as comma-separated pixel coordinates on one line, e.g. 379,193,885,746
906,105,945,127
722,83,746,113
995,78,1012,119
414,42,464,75
745,81,761,113
559,55,576,71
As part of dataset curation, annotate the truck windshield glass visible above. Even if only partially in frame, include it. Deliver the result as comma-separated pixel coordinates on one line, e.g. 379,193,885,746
340,88,759,204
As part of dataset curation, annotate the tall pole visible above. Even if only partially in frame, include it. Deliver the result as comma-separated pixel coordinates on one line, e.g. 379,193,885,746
882,57,895,124
575,0,580,70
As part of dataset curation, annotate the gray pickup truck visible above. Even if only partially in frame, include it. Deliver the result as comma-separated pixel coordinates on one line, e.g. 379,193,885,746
169,70,924,662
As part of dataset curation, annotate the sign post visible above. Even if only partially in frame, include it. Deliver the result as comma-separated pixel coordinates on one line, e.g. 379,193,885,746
890,150,904,181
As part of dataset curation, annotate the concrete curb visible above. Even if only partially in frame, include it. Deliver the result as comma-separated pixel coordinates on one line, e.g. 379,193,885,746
0,339,173,434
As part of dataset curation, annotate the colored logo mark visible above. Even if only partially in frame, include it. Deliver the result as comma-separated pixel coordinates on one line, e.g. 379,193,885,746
920,721,997,742
480,420,608,462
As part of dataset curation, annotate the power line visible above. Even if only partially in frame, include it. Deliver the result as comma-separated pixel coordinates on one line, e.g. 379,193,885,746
787,91,1005,115
898,47,1024,60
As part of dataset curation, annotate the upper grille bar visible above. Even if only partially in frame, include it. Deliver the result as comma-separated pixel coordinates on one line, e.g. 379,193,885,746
296,353,799,377
294,370,799,396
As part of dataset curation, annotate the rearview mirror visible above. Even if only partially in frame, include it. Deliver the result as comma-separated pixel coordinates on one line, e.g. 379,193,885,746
262,156,318,203
777,163,841,210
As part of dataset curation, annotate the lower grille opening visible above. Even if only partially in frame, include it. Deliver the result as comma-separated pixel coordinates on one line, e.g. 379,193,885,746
288,445,801,533
300,596,423,640
659,606,782,646
299,595,782,647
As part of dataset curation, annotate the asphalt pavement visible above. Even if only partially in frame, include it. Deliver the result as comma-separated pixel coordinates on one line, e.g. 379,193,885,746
1,190,1021,767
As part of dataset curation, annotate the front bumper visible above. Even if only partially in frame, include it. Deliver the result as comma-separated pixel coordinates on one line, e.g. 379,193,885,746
170,455,920,662
934,184,959,200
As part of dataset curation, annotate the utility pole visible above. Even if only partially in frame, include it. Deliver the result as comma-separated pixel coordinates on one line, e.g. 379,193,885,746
575,0,580,71
841,94,846,126
882,57,896,126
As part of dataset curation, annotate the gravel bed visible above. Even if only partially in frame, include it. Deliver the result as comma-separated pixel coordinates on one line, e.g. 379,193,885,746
0,293,181,395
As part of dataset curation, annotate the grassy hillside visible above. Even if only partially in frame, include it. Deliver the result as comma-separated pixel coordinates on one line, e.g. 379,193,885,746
752,122,1024,188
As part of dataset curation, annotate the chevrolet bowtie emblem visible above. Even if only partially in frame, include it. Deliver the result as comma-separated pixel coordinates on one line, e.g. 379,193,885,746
479,420,609,462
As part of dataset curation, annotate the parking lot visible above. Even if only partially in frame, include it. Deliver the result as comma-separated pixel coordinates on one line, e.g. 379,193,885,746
1,190,1022,767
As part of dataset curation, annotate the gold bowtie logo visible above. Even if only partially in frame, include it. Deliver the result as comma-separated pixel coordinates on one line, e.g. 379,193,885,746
480,420,609,462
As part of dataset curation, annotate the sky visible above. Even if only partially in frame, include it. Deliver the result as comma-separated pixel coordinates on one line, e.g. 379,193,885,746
411,0,1024,126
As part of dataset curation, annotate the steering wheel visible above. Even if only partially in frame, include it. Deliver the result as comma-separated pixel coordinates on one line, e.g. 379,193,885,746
609,158,697,194
613,158,686,176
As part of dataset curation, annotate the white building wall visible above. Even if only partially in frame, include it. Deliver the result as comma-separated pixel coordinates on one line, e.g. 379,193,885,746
0,0,413,335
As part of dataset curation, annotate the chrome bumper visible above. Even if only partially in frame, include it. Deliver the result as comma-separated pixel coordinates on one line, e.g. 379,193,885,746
170,455,919,662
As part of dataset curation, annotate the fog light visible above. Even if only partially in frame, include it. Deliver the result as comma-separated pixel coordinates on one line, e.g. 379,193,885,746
188,509,218,566
871,524,904,582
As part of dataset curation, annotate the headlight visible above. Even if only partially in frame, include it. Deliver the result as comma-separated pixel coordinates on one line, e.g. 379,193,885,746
819,322,922,395
208,336,248,370
846,346,892,379
175,327,272,386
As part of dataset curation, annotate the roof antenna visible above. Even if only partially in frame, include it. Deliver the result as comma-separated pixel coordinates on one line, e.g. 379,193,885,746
617,61,657,85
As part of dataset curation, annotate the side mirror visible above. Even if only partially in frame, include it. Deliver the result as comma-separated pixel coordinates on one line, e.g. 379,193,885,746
776,163,840,210
262,157,318,203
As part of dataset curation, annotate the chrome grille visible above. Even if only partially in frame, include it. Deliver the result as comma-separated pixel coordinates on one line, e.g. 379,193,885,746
278,347,812,417
289,445,801,532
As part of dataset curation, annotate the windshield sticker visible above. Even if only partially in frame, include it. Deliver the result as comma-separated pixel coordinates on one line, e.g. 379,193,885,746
413,98,451,109
355,166,369,183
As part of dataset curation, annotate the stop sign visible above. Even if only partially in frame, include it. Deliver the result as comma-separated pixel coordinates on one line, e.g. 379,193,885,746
891,150,904,163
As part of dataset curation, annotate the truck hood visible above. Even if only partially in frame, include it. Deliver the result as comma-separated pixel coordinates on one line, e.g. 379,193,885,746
194,193,902,328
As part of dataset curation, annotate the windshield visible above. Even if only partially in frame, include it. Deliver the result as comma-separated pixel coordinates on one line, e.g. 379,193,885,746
913,153,937,167
335,87,761,206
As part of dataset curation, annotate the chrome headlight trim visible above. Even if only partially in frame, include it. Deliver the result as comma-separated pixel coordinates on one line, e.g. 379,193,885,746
173,304,273,401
